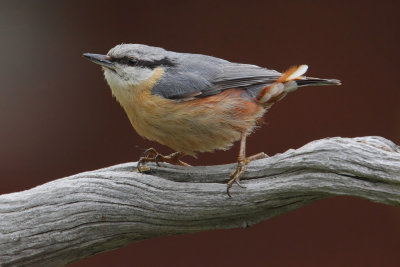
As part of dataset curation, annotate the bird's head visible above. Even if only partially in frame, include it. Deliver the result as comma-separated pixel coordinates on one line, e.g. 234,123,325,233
83,44,175,91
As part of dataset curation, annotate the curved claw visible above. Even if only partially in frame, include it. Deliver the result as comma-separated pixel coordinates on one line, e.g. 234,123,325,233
137,148,155,173
143,147,157,158
226,181,246,198
226,152,267,197
136,149,189,173
226,160,248,196
154,154,162,167
137,158,145,173
227,185,233,198
226,171,247,197
235,179,246,188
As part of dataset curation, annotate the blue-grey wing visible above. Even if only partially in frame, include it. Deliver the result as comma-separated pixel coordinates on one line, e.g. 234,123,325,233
151,53,282,100
212,63,281,98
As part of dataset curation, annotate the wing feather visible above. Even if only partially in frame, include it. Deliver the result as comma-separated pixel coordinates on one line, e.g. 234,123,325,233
151,53,282,100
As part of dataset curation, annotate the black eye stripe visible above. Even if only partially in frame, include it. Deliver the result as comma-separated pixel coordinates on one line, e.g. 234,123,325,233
111,57,137,66
111,56,175,69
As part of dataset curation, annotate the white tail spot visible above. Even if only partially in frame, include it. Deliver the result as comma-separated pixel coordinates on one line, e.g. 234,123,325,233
287,64,308,80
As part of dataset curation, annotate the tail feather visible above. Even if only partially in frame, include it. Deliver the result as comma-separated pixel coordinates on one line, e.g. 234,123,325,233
296,78,341,87
256,65,341,107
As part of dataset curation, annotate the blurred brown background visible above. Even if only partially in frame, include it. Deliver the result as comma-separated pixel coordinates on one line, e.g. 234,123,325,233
1,0,399,266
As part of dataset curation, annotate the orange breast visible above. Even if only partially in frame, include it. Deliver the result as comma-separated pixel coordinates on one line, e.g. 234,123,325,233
116,69,266,155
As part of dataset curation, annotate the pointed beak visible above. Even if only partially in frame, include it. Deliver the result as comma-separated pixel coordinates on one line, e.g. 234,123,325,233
83,53,114,68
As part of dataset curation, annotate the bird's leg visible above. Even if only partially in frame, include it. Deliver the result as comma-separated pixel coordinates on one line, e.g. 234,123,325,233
137,148,190,172
227,133,268,197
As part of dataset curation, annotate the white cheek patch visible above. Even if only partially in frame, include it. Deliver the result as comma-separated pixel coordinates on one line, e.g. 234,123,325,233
123,66,154,86
104,69,130,91
103,67,156,106
103,66,155,90
103,69,135,106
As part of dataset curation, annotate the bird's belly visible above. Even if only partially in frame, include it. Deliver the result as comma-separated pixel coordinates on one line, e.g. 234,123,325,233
122,88,265,155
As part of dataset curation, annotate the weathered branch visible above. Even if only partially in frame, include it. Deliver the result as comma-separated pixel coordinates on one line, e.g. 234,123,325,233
0,136,399,266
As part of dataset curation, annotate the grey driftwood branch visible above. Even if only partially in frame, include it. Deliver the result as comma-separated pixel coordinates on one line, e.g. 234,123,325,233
1,136,400,266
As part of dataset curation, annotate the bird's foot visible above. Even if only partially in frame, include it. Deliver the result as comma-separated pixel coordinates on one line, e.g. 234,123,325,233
136,148,190,172
227,152,268,197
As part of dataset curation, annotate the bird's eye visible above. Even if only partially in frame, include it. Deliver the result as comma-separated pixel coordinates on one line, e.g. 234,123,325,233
128,58,138,66
112,56,138,66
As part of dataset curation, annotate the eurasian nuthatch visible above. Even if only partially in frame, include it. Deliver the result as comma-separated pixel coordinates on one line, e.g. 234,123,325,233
83,44,340,196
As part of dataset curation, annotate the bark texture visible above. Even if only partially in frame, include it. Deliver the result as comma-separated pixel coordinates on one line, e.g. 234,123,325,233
0,136,399,266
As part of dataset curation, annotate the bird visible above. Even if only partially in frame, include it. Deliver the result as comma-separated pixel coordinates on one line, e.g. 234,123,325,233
83,44,340,196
